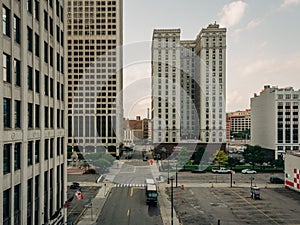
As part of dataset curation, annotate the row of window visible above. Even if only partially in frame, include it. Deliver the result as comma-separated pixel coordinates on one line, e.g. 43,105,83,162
3,138,64,175
3,164,65,224
69,1,117,6
3,98,65,129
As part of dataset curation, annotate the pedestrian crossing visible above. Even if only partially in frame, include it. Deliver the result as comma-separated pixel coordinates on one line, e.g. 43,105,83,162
114,183,146,188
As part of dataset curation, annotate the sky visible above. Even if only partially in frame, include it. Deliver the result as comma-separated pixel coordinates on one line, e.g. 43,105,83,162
122,0,300,119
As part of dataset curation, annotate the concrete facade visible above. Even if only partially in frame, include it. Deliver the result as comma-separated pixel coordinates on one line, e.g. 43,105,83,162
251,85,300,158
0,0,67,224
151,23,227,145
66,0,123,156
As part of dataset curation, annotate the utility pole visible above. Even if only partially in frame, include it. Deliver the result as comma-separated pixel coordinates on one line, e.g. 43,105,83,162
170,177,174,225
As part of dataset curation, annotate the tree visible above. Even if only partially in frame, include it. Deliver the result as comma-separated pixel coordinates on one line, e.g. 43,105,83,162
213,150,228,169
177,147,190,168
243,145,265,168
228,157,240,169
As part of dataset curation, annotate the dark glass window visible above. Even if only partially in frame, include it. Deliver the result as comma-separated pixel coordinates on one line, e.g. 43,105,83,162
44,10,48,30
35,33,40,57
28,141,33,166
15,100,21,128
35,70,40,93
44,139,49,160
13,15,20,43
3,189,11,224
2,5,11,37
45,106,49,128
3,53,11,83
27,0,33,13
14,184,21,225
35,140,40,163
28,66,33,90
3,144,11,174
27,26,33,52
14,143,21,171
14,58,21,86
34,0,39,20
28,103,33,128
44,42,48,62
35,104,40,128
3,98,11,128
44,75,49,96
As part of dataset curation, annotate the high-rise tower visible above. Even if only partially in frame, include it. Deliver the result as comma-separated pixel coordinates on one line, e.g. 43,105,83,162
1,0,67,224
67,0,123,156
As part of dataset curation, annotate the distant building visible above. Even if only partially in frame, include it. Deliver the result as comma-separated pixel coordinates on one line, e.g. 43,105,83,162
227,109,251,138
123,117,151,146
251,85,300,158
151,23,227,144
285,151,300,192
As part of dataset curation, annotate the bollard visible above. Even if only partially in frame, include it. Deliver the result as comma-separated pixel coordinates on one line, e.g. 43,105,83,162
181,184,184,190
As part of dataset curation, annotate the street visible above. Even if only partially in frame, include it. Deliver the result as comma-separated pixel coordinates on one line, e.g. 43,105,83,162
96,187,162,225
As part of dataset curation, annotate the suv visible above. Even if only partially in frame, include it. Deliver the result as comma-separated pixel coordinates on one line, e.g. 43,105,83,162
269,176,284,184
211,167,232,174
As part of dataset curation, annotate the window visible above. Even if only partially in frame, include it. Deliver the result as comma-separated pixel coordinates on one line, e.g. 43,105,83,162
14,59,21,86
3,189,11,224
27,26,33,51
44,75,49,95
50,107,54,127
45,139,49,160
3,98,11,128
35,33,39,57
27,66,33,90
45,106,49,128
27,0,33,13
13,15,20,43
28,103,33,128
44,42,48,62
2,5,10,36
35,104,40,128
14,143,21,171
50,78,54,97
14,184,21,225
35,70,40,92
15,100,21,128
28,141,33,166
35,140,40,163
3,144,11,174
34,0,39,20
3,53,11,83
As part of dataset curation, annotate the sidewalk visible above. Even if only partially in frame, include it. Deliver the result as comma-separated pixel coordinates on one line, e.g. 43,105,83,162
77,183,112,225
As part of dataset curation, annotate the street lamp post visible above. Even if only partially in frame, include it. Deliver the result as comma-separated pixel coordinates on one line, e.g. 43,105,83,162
170,177,174,225
167,157,170,184
175,164,178,188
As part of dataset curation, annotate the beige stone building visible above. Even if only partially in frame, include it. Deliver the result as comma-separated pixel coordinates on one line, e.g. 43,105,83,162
1,0,67,224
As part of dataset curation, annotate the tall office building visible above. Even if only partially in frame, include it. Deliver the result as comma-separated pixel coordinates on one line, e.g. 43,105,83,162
195,23,227,143
151,29,181,144
151,23,226,144
66,0,123,156
251,85,300,158
1,0,67,224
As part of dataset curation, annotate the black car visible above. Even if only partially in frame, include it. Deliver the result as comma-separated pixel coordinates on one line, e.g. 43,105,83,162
70,182,80,189
269,176,284,184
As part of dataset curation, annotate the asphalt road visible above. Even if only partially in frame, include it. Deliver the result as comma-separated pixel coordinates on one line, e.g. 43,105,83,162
96,187,163,225
169,186,300,225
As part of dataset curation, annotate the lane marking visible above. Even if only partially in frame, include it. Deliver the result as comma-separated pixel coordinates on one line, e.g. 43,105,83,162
130,187,134,197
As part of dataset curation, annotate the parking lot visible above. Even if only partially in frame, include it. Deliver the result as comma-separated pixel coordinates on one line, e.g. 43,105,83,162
168,186,300,225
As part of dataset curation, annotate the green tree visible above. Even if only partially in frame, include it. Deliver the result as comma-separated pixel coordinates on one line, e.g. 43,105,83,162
228,157,240,169
177,147,190,168
213,150,228,169
243,145,265,169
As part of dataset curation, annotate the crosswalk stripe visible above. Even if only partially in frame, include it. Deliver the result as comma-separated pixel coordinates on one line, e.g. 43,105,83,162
113,183,146,188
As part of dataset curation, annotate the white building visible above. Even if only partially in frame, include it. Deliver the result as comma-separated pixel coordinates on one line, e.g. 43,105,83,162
151,23,227,144
285,151,300,192
251,85,300,158
1,0,67,224
66,0,123,156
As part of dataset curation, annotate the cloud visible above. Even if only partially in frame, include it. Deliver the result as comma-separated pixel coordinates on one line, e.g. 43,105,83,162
246,19,262,29
231,19,263,41
280,0,300,8
219,1,248,28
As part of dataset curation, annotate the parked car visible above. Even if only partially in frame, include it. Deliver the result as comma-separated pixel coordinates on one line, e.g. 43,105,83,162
242,169,257,174
70,182,80,189
269,176,284,184
211,167,232,174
